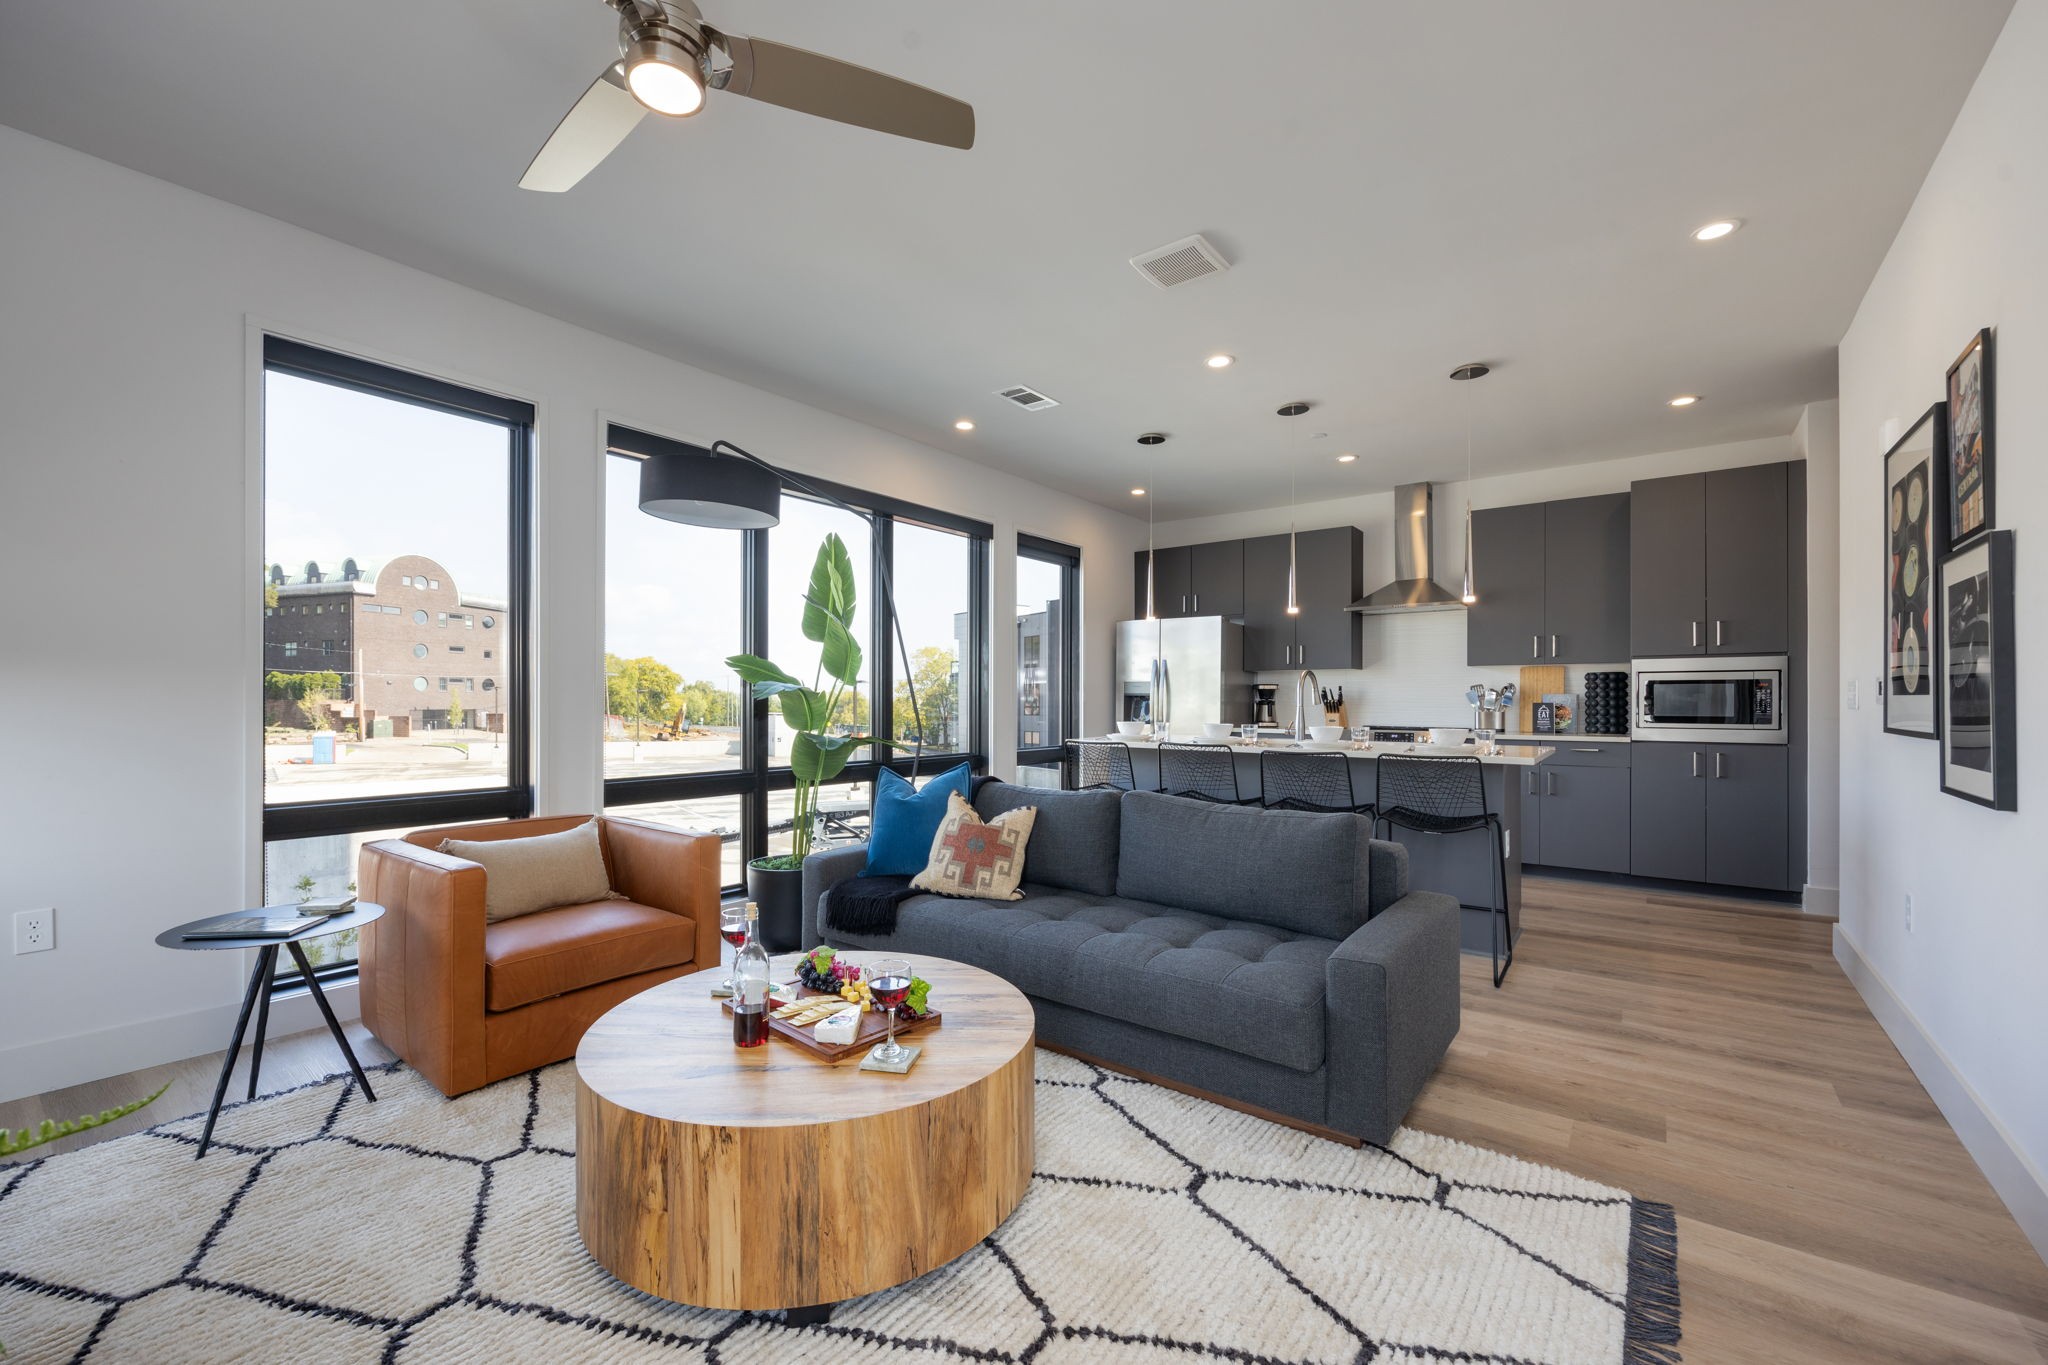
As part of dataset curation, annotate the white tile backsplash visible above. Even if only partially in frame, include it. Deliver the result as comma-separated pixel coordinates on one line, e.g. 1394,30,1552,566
1255,610,1625,728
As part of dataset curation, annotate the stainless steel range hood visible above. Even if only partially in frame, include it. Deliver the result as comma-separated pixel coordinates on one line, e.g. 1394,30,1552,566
1347,482,1467,614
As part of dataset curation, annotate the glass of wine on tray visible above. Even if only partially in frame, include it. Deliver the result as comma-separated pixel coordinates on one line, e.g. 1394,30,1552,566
867,957,914,1066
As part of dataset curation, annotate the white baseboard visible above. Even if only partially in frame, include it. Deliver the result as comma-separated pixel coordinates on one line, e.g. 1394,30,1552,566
1802,883,1840,917
0,981,360,1106
1834,925,2048,1266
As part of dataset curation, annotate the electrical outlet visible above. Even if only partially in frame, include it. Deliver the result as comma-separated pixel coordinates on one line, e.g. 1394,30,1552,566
13,908,54,954
1847,679,1858,710
1903,893,1914,934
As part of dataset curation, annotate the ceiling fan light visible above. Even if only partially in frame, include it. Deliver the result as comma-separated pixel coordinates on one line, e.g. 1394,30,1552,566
624,39,704,116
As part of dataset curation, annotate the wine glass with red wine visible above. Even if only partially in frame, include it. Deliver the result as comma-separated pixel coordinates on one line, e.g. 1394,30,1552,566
719,904,747,993
868,957,914,1064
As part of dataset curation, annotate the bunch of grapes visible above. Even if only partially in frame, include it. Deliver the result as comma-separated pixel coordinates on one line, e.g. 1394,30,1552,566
796,947,865,994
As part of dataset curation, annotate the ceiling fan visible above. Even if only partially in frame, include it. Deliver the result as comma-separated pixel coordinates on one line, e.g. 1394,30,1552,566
520,0,976,192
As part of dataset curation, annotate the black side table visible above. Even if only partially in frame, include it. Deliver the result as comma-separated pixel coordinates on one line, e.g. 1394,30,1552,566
155,903,385,1157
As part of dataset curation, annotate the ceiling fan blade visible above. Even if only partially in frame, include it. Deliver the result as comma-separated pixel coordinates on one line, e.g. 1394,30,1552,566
718,35,974,149
520,65,648,192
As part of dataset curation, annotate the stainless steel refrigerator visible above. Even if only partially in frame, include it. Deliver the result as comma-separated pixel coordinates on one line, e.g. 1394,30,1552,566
1114,616,1250,735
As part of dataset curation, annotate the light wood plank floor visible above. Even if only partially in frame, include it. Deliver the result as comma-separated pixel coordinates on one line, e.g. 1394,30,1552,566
1409,874,2048,1364
5,877,2046,1361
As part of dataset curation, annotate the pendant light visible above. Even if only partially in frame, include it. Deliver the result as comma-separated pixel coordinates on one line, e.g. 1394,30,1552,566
1278,402,1310,615
1449,364,1490,604
1138,432,1166,620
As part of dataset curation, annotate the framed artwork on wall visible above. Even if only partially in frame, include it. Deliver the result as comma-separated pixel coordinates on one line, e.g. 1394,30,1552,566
1937,530,2016,811
1882,404,1948,739
1945,327,1994,550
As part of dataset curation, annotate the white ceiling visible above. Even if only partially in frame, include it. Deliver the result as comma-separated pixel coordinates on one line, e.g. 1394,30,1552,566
0,1,2012,518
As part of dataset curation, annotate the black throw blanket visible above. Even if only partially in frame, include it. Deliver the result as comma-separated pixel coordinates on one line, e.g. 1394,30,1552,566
825,875,917,935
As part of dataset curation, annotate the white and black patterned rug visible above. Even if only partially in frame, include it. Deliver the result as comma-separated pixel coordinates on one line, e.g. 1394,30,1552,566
0,1051,1679,1363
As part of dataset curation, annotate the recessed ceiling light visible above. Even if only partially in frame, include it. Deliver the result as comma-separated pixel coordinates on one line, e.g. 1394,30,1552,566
1692,220,1739,242
1668,394,1701,407
1336,453,1357,463
954,419,975,431
1205,353,1234,369
1130,487,1147,496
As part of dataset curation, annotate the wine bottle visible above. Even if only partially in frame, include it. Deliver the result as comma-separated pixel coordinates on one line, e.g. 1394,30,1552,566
732,902,770,1048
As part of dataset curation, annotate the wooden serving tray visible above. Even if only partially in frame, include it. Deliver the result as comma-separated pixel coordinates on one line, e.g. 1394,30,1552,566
724,983,942,1062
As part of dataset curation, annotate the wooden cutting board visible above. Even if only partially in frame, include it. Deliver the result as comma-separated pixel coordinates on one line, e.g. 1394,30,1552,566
1518,665,1566,732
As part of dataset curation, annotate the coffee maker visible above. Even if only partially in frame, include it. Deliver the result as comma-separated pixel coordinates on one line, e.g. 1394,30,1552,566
1252,683,1279,728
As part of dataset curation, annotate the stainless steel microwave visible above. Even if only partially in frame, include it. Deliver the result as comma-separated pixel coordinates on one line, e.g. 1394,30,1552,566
1630,656,1787,745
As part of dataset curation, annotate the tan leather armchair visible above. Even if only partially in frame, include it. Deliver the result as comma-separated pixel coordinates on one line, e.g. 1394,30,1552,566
357,814,721,1097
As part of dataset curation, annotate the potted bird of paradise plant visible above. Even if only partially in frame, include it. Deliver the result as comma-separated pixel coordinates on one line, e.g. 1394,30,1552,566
726,532,901,949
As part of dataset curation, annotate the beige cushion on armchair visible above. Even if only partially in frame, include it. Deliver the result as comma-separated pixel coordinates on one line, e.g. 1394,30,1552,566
439,818,613,921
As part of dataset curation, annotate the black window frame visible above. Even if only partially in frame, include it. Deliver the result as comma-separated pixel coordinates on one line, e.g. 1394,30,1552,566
1015,533,1081,773
259,337,536,981
601,427,991,891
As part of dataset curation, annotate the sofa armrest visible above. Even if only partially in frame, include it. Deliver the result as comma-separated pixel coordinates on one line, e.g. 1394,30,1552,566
1366,837,1410,917
601,815,723,972
1324,889,1461,1143
799,844,871,950
357,838,491,1097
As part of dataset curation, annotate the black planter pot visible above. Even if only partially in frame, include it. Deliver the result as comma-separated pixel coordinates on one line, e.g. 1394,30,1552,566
747,860,806,953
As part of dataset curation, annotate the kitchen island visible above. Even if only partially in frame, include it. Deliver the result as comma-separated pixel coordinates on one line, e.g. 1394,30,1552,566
1109,737,1554,956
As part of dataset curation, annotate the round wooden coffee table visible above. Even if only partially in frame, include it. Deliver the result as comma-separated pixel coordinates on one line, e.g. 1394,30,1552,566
574,953,1035,1320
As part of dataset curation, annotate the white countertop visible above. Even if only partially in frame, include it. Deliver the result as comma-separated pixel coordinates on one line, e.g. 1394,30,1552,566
1102,736,1555,766
1497,732,1631,744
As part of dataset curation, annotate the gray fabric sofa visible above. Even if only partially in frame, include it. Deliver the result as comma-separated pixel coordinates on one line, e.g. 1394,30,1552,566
800,777,1462,1143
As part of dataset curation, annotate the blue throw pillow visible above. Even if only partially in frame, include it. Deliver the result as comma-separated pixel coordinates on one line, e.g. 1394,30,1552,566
862,762,974,876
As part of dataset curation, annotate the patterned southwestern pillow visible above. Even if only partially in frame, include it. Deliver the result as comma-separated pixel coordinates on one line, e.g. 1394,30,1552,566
911,791,1038,902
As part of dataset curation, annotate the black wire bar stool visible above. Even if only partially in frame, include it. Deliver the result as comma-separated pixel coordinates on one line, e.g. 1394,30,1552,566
1372,754,1512,987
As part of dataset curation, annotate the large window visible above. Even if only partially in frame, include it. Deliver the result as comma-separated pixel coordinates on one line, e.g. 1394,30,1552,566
603,454,745,778
601,427,989,890
1016,534,1080,787
260,338,533,978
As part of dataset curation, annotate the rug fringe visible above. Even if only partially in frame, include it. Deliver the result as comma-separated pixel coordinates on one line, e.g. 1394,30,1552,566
1624,1198,1682,1365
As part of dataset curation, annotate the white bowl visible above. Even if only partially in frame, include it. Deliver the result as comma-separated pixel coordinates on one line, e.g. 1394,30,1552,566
1115,721,1147,737
1308,725,1347,743
1201,722,1234,740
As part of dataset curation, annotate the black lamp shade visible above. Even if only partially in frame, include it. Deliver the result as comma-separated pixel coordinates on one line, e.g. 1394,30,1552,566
638,447,782,529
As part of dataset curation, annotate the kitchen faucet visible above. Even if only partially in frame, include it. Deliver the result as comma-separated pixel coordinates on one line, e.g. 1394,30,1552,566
1293,668,1320,739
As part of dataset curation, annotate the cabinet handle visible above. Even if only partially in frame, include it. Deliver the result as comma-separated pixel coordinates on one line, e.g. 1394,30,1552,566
1547,770,1557,796
1571,746,1601,753
1192,593,1199,612
1691,620,1701,648
1691,750,1701,778
1181,594,1187,614
1715,619,1725,647
1526,770,1538,797
1550,634,1559,658
1532,635,1540,659
1715,751,1726,779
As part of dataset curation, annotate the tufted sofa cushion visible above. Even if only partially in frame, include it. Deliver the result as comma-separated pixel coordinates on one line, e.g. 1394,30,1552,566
824,884,1335,1072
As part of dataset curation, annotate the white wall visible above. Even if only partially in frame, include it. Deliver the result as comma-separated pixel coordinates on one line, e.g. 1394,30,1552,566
1834,0,2048,1259
0,125,1144,1100
1151,427,1841,898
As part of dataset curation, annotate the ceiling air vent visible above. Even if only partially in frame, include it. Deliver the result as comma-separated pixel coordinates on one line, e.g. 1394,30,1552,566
996,385,1060,412
1130,233,1230,289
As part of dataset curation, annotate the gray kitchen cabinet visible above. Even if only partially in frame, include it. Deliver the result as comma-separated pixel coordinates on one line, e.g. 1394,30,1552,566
1543,494,1631,663
1705,744,1790,891
1705,463,1790,655
1537,765,1631,873
1190,539,1245,618
1293,526,1364,669
1518,766,1543,866
1629,742,1706,882
1131,546,1193,618
1629,473,1708,656
1239,528,1362,671
1466,503,1546,664
1240,533,1295,669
